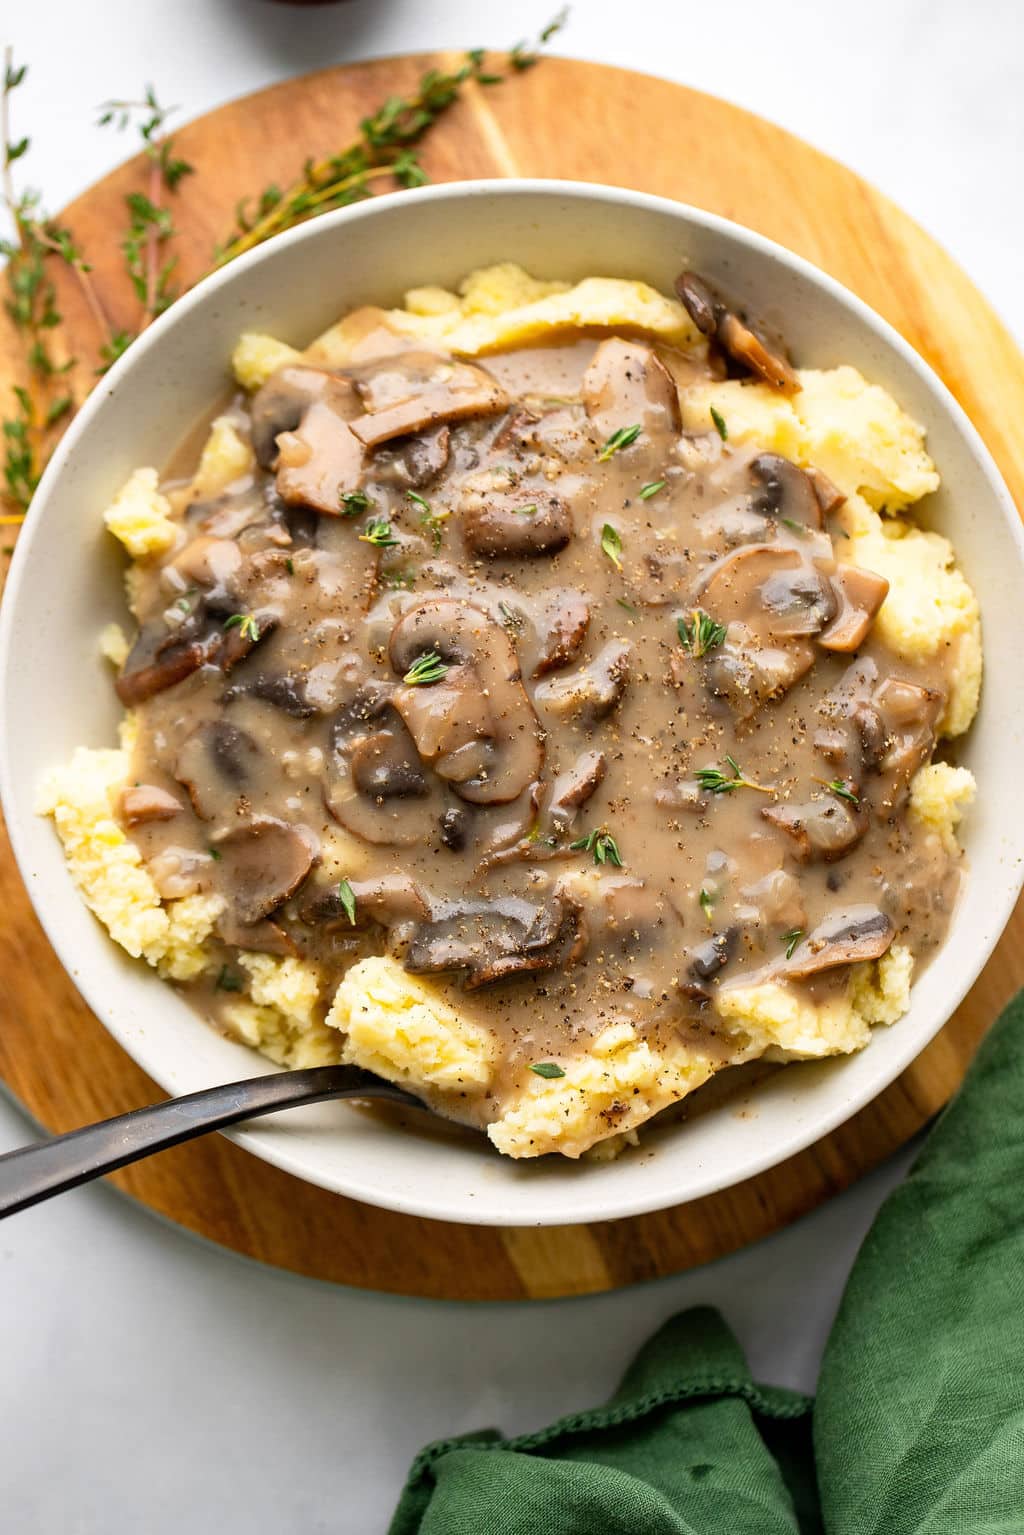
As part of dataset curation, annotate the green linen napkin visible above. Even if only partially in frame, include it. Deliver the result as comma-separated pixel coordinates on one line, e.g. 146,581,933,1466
391,992,1024,1534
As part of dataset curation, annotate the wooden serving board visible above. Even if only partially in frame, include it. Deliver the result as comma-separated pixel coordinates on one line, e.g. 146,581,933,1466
1,55,1022,1300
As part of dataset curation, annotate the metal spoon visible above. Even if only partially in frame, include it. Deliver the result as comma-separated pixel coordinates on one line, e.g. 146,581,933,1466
0,1066,422,1218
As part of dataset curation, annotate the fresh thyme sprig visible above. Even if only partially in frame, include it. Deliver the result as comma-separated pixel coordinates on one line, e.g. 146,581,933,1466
407,488,448,549
569,826,624,867
598,423,641,462
823,777,860,806
339,489,372,515
215,14,567,267
358,517,399,548
223,611,261,642
677,608,727,658
782,928,805,960
403,649,449,686
694,755,773,795
710,404,728,441
97,86,194,331
0,20,566,525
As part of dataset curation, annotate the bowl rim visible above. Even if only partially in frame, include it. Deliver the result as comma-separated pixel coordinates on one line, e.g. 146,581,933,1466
2,176,1022,1227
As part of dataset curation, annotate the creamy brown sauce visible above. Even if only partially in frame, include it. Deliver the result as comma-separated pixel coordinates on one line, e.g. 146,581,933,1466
115,310,962,1128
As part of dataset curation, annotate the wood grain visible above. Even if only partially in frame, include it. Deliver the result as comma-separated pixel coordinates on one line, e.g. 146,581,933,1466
1,55,1021,1300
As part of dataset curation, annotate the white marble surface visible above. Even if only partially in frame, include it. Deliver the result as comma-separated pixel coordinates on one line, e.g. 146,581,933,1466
1,2,1019,1529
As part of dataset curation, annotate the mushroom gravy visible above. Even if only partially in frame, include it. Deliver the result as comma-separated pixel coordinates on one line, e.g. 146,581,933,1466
113,293,964,1134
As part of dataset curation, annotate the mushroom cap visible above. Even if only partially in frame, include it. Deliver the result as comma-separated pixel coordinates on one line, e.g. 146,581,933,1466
535,639,632,725
531,592,591,678
461,490,572,560
214,816,317,925
750,454,823,530
699,545,835,642
784,906,894,979
762,794,867,863
817,563,890,653
349,355,508,448
249,365,336,469
119,785,184,826
581,337,682,443
326,686,442,846
174,720,262,822
388,599,544,805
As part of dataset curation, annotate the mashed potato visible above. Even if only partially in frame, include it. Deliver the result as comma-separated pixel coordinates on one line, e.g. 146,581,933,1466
45,264,981,1160
487,1022,725,1159
326,957,496,1092
103,468,177,559
716,943,914,1060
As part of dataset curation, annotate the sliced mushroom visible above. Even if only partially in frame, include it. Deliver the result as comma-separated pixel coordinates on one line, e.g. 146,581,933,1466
491,405,540,452
215,912,299,959
701,629,816,720
326,685,441,847
219,611,277,672
250,365,337,469
675,270,799,392
750,454,823,530
388,599,544,805
168,534,244,591
299,874,429,931
699,545,835,641
736,868,806,930
718,313,799,392
174,721,261,821
532,592,591,677
872,676,944,791
368,424,450,490
546,751,607,831
762,794,867,863
817,564,889,652
119,785,184,826
403,894,584,989
115,607,227,706
654,779,707,813
805,466,846,517
275,376,365,514
784,906,894,979
462,490,572,559
213,817,317,924
688,929,737,981
535,639,632,725
581,338,682,444
223,670,319,719
439,806,468,851
349,354,508,448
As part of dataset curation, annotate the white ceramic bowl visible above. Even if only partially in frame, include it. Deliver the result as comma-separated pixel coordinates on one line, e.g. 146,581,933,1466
2,181,1022,1228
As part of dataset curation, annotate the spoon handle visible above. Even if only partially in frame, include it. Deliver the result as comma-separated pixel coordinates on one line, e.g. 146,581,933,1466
0,1065,415,1218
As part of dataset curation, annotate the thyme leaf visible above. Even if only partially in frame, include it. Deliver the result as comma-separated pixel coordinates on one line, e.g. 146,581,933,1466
530,1061,566,1079
782,929,805,960
223,612,260,642
600,522,623,570
403,649,449,686
358,517,399,548
677,608,727,658
569,827,624,867
638,479,666,500
598,423,641,461
336,879,357,927
694,755,772,795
